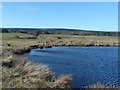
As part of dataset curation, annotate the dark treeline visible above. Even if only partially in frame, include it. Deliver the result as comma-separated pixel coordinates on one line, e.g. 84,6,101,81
1,28,120,36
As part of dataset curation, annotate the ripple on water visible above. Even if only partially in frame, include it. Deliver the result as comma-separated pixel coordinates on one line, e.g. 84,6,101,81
23,47,119,88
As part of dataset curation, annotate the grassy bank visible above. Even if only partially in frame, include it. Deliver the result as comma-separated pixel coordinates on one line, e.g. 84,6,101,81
1,33,119,88
3,32,118,54
2,33,119,54
2,55,72,88
2,33,73,88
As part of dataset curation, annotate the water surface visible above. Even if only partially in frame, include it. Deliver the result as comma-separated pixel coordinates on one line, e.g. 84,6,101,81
23,46,119,88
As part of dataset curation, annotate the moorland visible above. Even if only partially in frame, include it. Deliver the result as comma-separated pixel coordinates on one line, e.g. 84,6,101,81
1,28,119,88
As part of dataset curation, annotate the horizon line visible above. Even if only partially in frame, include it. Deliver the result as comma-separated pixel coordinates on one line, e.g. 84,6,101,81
2,27,118,32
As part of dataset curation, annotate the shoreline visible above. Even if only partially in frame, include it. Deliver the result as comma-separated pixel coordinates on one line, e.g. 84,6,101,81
13,44,119,55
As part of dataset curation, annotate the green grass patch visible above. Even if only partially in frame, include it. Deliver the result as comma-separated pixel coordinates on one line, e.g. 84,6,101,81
2,33,33,38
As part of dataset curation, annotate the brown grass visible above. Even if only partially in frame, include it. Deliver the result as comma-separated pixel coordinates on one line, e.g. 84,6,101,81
2,55,72,88
89,82,107,88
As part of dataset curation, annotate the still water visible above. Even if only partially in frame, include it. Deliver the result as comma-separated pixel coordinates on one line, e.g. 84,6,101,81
23,47,119,88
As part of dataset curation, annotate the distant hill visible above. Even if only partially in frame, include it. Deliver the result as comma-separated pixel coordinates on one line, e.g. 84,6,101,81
2,28,89,32
1,28,119,36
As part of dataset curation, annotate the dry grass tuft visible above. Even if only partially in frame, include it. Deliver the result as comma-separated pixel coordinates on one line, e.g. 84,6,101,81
88,82,109,88
52,75,72,88
2,55,72,88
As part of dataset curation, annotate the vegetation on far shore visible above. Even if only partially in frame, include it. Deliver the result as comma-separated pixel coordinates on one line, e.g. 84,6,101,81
1,31,119,88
